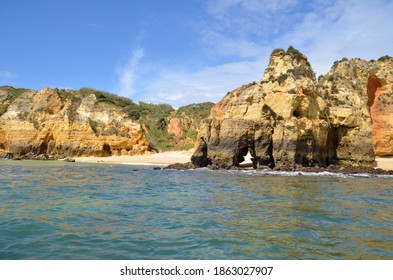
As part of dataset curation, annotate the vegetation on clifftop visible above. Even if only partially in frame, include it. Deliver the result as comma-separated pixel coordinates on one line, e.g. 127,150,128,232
133,102,214,151
176,102,214,119
0,86,30,116
0,85,213,151
65,88,212,151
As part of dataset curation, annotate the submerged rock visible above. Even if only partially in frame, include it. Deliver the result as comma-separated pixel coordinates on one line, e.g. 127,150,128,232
4,152,13,159
163,162,193,170
190,137,210,167
34,154,48,160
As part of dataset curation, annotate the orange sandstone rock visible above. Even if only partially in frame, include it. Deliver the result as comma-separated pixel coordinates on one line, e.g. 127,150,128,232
192,48,393,169
0,88,151,157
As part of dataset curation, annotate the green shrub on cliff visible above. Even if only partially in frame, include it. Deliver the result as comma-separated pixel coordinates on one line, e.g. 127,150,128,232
271,48,285,56
1,84,212,151
135,102,213,151
0,106,7,116
137,102,174,151
76,89,178,150
378,55,392,62
0,86,30,116
139,102,173,119
123,103,141,120
287,46,307,62
176,102,214,119
0,86,29,97
79,87,134,108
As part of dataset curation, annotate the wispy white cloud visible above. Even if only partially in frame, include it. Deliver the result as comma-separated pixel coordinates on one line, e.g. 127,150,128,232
117,47,145,97
120,0,393,107
202,0,302,45
201,0,393,75
0,70,16,80
205,0,392,79
198,26,263,58
276,0,393,75
139,58,266,108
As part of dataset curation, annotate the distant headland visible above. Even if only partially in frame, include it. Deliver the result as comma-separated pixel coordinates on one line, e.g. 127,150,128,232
0,86,213,159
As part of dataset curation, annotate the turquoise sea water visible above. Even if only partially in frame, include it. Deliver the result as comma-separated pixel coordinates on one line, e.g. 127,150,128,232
0,160,392,260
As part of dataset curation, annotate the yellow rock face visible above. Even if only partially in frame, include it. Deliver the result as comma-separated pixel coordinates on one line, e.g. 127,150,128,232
368,61,393,156
193,48,393,168
194,47,334,168
0,88,150,157
321,57,393,157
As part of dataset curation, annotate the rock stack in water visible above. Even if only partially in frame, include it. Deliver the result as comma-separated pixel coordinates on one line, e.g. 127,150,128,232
192,47,393,169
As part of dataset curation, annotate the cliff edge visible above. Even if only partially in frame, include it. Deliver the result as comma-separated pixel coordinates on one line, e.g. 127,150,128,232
0,87,151,157
192,47,393,169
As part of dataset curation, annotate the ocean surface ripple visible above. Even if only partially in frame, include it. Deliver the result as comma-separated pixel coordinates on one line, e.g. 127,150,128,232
0,160,392,259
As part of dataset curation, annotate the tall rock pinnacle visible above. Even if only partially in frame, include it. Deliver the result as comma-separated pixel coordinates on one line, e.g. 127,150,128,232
192,47,391,169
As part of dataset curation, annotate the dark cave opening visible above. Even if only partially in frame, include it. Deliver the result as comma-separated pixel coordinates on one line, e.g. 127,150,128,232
293,107,301,118
38,142,48,155
102,143,112,156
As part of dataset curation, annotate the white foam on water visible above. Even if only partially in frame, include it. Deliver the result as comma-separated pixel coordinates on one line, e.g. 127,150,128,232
229,169,393,179
121,162,167,166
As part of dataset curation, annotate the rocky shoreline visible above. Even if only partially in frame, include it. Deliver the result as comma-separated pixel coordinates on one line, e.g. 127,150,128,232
1,48,392,174
164,161,393,176
2,150,393,176
1,152,75,162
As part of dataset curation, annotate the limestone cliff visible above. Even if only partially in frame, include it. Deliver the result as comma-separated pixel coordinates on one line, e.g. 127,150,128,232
134,102,214,151
320,57,393,157
0,87,151,157
193,47,332,169
167,102,214,150
192,47,393,169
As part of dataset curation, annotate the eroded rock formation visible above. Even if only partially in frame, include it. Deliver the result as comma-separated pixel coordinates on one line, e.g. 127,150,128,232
320,57,393,157
0,88,151,157
166,102,214,150
192,47,393,169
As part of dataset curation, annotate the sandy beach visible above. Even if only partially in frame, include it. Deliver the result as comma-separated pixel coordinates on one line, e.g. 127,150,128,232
75,150,193,166
373,157,393,171
75,150,393,170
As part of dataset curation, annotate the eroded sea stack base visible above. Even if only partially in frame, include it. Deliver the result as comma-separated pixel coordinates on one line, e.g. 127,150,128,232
192,47,393,169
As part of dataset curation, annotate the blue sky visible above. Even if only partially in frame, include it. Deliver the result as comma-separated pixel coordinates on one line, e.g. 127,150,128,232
1,0,392,107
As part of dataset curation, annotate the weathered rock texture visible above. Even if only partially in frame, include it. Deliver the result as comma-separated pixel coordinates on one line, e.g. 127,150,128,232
320,57,393,157
192,47,393,169
0,88,151,157
166,102,214,150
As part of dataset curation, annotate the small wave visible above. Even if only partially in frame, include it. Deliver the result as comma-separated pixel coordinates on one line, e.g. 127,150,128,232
121,162,168,166
229,169,393,179
194,167,211,172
